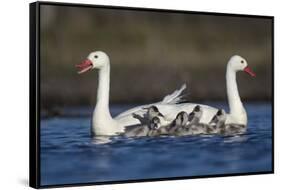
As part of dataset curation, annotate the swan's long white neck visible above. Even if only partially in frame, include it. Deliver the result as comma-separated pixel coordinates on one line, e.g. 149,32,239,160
96,64,110,113
93,63,116,130
226,65,247,124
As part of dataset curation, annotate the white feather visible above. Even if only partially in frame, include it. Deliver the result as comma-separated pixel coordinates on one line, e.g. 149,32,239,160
161,83,187,104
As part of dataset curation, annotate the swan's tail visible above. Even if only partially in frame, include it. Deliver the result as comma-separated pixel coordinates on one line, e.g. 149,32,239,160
161,83,187,104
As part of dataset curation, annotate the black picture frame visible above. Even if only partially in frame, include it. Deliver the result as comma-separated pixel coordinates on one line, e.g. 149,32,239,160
29,1,274,188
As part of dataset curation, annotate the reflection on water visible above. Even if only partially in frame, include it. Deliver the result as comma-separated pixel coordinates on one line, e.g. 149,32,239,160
40,102,272,186
223,135,249,143
91,136,112,144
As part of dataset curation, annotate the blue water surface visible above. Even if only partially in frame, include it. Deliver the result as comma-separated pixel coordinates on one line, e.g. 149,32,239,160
40,102,272,186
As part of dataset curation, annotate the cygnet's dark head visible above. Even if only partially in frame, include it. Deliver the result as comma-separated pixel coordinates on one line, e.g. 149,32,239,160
188,105,202,123
144,106,164,119
210,109,227,124
194,105,201,112
175,111,189,126
216,109,227,122
150,117,161,130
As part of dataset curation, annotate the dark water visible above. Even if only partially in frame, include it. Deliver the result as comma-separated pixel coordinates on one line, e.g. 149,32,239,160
40,103,272,186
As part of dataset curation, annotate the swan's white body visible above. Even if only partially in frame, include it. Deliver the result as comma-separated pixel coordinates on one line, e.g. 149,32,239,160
76,51,255,136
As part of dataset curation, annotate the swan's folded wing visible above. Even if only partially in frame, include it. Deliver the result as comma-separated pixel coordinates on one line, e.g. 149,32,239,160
115,84,187,119
115,105,148,121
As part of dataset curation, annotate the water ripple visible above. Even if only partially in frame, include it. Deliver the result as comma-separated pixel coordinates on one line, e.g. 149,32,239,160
40,103,272,186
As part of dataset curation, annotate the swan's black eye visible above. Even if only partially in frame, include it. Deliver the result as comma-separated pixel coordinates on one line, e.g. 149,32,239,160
94,55,98,59
241,60,244,64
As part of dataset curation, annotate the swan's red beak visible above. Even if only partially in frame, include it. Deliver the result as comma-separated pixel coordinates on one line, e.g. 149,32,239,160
243,66,256,77
76,59,93,74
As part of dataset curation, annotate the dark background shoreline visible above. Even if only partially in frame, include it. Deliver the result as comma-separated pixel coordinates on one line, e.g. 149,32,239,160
40,5,272,110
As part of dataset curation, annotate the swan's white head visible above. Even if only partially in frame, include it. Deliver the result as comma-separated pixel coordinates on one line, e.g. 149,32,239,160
76,51,109,74
228,55,256,77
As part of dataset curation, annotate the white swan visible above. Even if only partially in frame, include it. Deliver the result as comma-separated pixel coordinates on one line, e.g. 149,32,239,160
76,51,186,135
76,51,255,136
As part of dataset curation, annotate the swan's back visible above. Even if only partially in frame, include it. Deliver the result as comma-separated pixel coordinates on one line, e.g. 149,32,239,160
115,103,219,127
158,103,218,123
